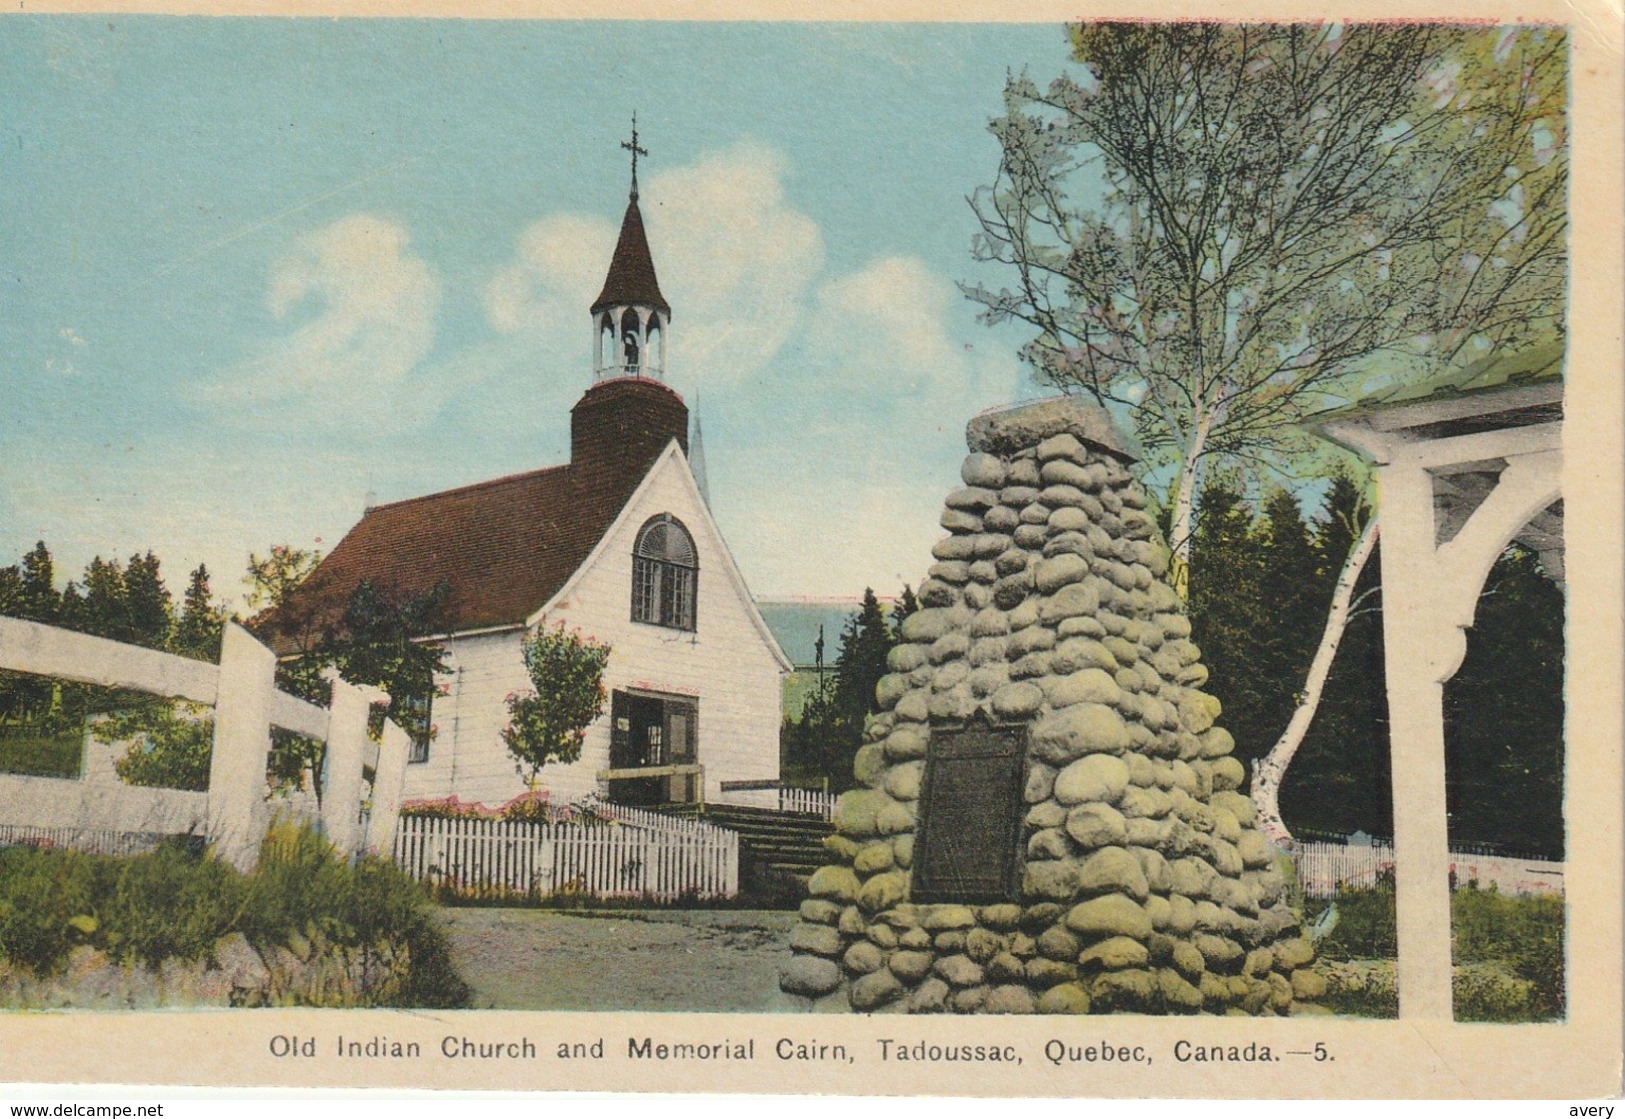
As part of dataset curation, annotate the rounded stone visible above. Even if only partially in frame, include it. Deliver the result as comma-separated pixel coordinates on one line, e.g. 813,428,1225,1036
965,928,1004,964
1179,691,1223,734
853,841,896,875
991,681,1044,720
883,725,929,761
1026,801,1067,830
1037,982,1091,1014
808,866,861,904
1210,756,1246,792
1023,857,1081,901
1291,968,1328,1000
789,922,845,957
1274,937,1314,970
921,905,978,931
933,954,985,988
900,978,947,1015
888,950,934,983
876,802,915,836
800,899,844,925
1065,895,1153,940
834,790,895,838
962,452,1006,488
1033,703,1132,764
983,984,1038,1014
1091,968,1158,1011
1037,581,1101,625
1033,553,1090,593
779,955,842,997
970,608,1012,637
849,969,905,1011
881,761,922,802
843,940,886,975
1053,753,1131,806
1017,954,1070,987
1078,936,1150,971
1065,802,1128,848
1036,924,1081,962
1077,846,1151,900
1027,828,1072,861
1036,432,1087,462
1047,668,1123,709
1024,762,1057,805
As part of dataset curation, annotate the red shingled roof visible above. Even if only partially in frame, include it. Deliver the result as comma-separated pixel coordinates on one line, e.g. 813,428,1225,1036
263,378,688,655
591,196,670,317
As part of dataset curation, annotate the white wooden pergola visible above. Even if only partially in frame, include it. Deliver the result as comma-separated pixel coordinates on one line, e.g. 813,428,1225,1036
1319,342,1564,1020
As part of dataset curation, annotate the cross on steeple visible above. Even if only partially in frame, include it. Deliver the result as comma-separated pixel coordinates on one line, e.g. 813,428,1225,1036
622,113,649,200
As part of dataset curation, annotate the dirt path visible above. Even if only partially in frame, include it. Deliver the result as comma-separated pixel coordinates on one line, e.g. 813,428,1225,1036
438,907,803,1012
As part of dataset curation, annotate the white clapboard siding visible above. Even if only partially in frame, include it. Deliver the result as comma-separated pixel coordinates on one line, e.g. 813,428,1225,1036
1294,839,1564,898
391,814,738,900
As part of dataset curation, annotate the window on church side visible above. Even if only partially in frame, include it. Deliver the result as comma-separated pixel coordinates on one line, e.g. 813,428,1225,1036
631,514,698,631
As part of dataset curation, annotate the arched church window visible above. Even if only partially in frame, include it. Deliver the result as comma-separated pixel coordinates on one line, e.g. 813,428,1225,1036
631,514,697,631
646,314,663,369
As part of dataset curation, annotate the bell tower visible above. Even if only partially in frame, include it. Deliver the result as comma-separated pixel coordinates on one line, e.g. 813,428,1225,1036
591,114,670,382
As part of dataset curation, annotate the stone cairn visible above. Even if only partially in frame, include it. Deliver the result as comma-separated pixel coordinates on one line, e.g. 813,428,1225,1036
779,397,1322,1015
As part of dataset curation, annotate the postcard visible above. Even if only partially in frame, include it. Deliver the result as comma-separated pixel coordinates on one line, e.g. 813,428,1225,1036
0,0,1619,1100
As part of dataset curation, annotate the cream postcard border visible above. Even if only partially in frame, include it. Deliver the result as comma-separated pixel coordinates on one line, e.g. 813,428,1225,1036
1,0,1620,1099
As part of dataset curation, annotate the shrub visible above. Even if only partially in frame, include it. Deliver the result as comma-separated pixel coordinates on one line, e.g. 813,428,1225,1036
0,826,468,1007
0,846,106,972
99,841,243,966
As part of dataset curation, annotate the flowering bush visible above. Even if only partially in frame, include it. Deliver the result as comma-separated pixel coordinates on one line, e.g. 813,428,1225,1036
501,624,611,788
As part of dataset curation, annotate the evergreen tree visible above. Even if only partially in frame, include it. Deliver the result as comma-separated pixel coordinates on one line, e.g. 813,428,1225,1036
892,585,920,644
1251,489,1325,764
18,542,58,624
80,556,130,642
1444,546,1565,857
0,566,22,618
171,564,224,662
123,551,173,650
1186,474,1272,774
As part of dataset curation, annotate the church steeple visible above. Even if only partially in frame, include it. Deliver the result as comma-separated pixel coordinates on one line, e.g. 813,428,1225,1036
591,114,669,382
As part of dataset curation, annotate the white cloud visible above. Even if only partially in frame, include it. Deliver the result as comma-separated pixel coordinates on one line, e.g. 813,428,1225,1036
807,255,1023,412
712,255,1028,598
487,142,825,387
45,326,87,376
205,214,442,428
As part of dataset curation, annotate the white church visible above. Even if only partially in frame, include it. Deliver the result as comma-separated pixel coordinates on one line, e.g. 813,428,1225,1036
268,151,790,809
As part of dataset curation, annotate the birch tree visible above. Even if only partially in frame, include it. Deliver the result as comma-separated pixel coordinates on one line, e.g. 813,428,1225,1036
967,23,1567,842
965,22,1568,599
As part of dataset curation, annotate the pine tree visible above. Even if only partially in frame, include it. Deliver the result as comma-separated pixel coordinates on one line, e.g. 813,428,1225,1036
892,585,920,644
1187,474,1271,773
1252,490,1324,758
1444,545,1565,856
171,564,224,662
80,557,130,642
18,542,58,624
123,551,173,650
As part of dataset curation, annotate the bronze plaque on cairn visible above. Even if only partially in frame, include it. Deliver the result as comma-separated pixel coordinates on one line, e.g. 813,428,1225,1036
911,720,1028,904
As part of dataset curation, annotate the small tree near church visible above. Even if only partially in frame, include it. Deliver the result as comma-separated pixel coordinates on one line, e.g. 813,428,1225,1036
502,624,612,789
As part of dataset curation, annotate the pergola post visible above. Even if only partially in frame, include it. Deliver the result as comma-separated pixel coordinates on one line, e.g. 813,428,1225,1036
1375,461,1459,1020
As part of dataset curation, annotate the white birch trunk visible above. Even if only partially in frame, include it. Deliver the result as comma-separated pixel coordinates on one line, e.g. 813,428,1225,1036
1252,516,1381,846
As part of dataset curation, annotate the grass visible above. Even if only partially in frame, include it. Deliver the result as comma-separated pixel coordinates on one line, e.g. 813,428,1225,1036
1304,884,1565,1022
0,825,468,1007
0,728,82,778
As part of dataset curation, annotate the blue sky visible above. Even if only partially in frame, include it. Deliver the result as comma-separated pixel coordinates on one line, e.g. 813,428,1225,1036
1,17,1074,604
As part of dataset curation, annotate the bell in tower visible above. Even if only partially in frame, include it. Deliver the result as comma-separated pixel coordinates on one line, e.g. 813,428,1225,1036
591,115,670,382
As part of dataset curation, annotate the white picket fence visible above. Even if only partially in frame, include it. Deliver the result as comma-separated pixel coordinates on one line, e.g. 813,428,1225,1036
1294,838,1563,899
391,814,739,901
0,822,186,858
776,787,836,819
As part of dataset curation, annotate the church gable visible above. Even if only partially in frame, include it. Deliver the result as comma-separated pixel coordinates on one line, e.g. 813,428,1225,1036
538,443,792,675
